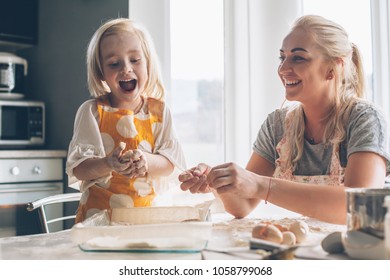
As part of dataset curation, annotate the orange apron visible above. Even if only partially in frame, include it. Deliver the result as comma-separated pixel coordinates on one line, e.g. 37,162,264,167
76,96,163,222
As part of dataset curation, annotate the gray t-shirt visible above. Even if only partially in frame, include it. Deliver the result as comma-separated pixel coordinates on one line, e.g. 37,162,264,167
253,101,390,176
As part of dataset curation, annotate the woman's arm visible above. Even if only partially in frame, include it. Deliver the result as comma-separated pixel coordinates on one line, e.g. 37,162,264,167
210,152,386,224
266,152,385,224
211,153,275,218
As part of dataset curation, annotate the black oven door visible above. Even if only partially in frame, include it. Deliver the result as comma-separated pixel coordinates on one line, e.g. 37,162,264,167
0,204,42,236
1,106,29,140
0,182,63,237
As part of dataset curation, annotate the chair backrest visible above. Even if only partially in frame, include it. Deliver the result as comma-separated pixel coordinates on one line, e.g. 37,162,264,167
26,193,82,233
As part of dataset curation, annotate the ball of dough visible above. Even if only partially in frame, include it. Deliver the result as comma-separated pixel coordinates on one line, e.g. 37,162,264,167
120,149,142,163
119,142,126,150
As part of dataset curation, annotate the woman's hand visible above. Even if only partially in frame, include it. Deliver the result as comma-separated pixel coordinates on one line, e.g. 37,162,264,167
178,163,212,193
207,162,260,198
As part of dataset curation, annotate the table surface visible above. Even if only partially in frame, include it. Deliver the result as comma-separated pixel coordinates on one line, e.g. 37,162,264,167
0,206,348,260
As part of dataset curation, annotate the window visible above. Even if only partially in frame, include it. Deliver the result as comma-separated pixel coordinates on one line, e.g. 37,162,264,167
302,0,374,100
169,0,225,168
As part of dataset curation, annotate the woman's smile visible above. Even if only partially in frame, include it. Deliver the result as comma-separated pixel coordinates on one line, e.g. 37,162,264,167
283,78,301,87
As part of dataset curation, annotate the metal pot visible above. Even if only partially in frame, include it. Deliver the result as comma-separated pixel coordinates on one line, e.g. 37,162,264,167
346,188,390,239
0,52,27,99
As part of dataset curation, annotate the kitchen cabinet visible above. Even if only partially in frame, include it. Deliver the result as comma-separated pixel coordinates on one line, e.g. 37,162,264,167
0,0,39,46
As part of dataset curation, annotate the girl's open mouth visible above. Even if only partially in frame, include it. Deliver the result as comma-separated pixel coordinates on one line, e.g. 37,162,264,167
119,79,137,91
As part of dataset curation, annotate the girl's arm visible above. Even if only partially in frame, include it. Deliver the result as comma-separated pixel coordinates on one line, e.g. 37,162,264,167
144,152,174,177
73,147,175,180
73,144,128,180
73,157,112,180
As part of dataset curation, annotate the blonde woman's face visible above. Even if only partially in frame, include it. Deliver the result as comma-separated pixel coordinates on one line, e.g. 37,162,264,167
99,32,148,108
278,28,334,106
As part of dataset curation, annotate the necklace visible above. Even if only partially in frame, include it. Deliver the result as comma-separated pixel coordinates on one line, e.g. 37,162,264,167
307,137,316,145
305,125,323,145
304,109,332,145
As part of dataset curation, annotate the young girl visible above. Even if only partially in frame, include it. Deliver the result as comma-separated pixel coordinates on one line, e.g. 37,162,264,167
66,18,186,222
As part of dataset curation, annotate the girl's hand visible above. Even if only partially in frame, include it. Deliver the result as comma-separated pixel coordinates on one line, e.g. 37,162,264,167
106,144,128,172
118,149,148,178
107,143,148,178
178,163,212,193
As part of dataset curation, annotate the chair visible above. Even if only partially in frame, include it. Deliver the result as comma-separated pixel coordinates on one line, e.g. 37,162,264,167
26,192,82,233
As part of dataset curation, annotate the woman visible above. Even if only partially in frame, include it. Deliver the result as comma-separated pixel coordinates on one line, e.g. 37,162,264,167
179,15,390,224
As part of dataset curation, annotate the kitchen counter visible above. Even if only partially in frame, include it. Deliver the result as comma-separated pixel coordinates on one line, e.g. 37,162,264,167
0,149,67,158
0,208,348,260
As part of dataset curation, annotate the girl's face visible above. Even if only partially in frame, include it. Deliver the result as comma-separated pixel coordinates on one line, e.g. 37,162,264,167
99,31,148,108
278,28,334,106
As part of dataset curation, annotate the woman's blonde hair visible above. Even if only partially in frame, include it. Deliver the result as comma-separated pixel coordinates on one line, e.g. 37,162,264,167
86,18,165,100
284,15,366,171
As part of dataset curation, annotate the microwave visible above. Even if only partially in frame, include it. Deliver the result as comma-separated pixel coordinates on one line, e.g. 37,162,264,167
0,100,44,147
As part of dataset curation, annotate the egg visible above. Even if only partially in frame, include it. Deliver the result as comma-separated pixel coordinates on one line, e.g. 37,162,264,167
272,223,289,232
282,231,297,245
252,223,283,244
289,220,310,243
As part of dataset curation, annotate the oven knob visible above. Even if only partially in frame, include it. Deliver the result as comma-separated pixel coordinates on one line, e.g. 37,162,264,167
33,166,42,175
10,166,20,176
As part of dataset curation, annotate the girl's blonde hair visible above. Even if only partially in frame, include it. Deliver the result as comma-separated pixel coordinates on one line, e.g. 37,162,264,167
284,15,366,171
86,18,165,100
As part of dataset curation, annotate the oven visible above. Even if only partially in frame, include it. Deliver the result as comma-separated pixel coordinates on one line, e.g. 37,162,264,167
0,155,64,237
